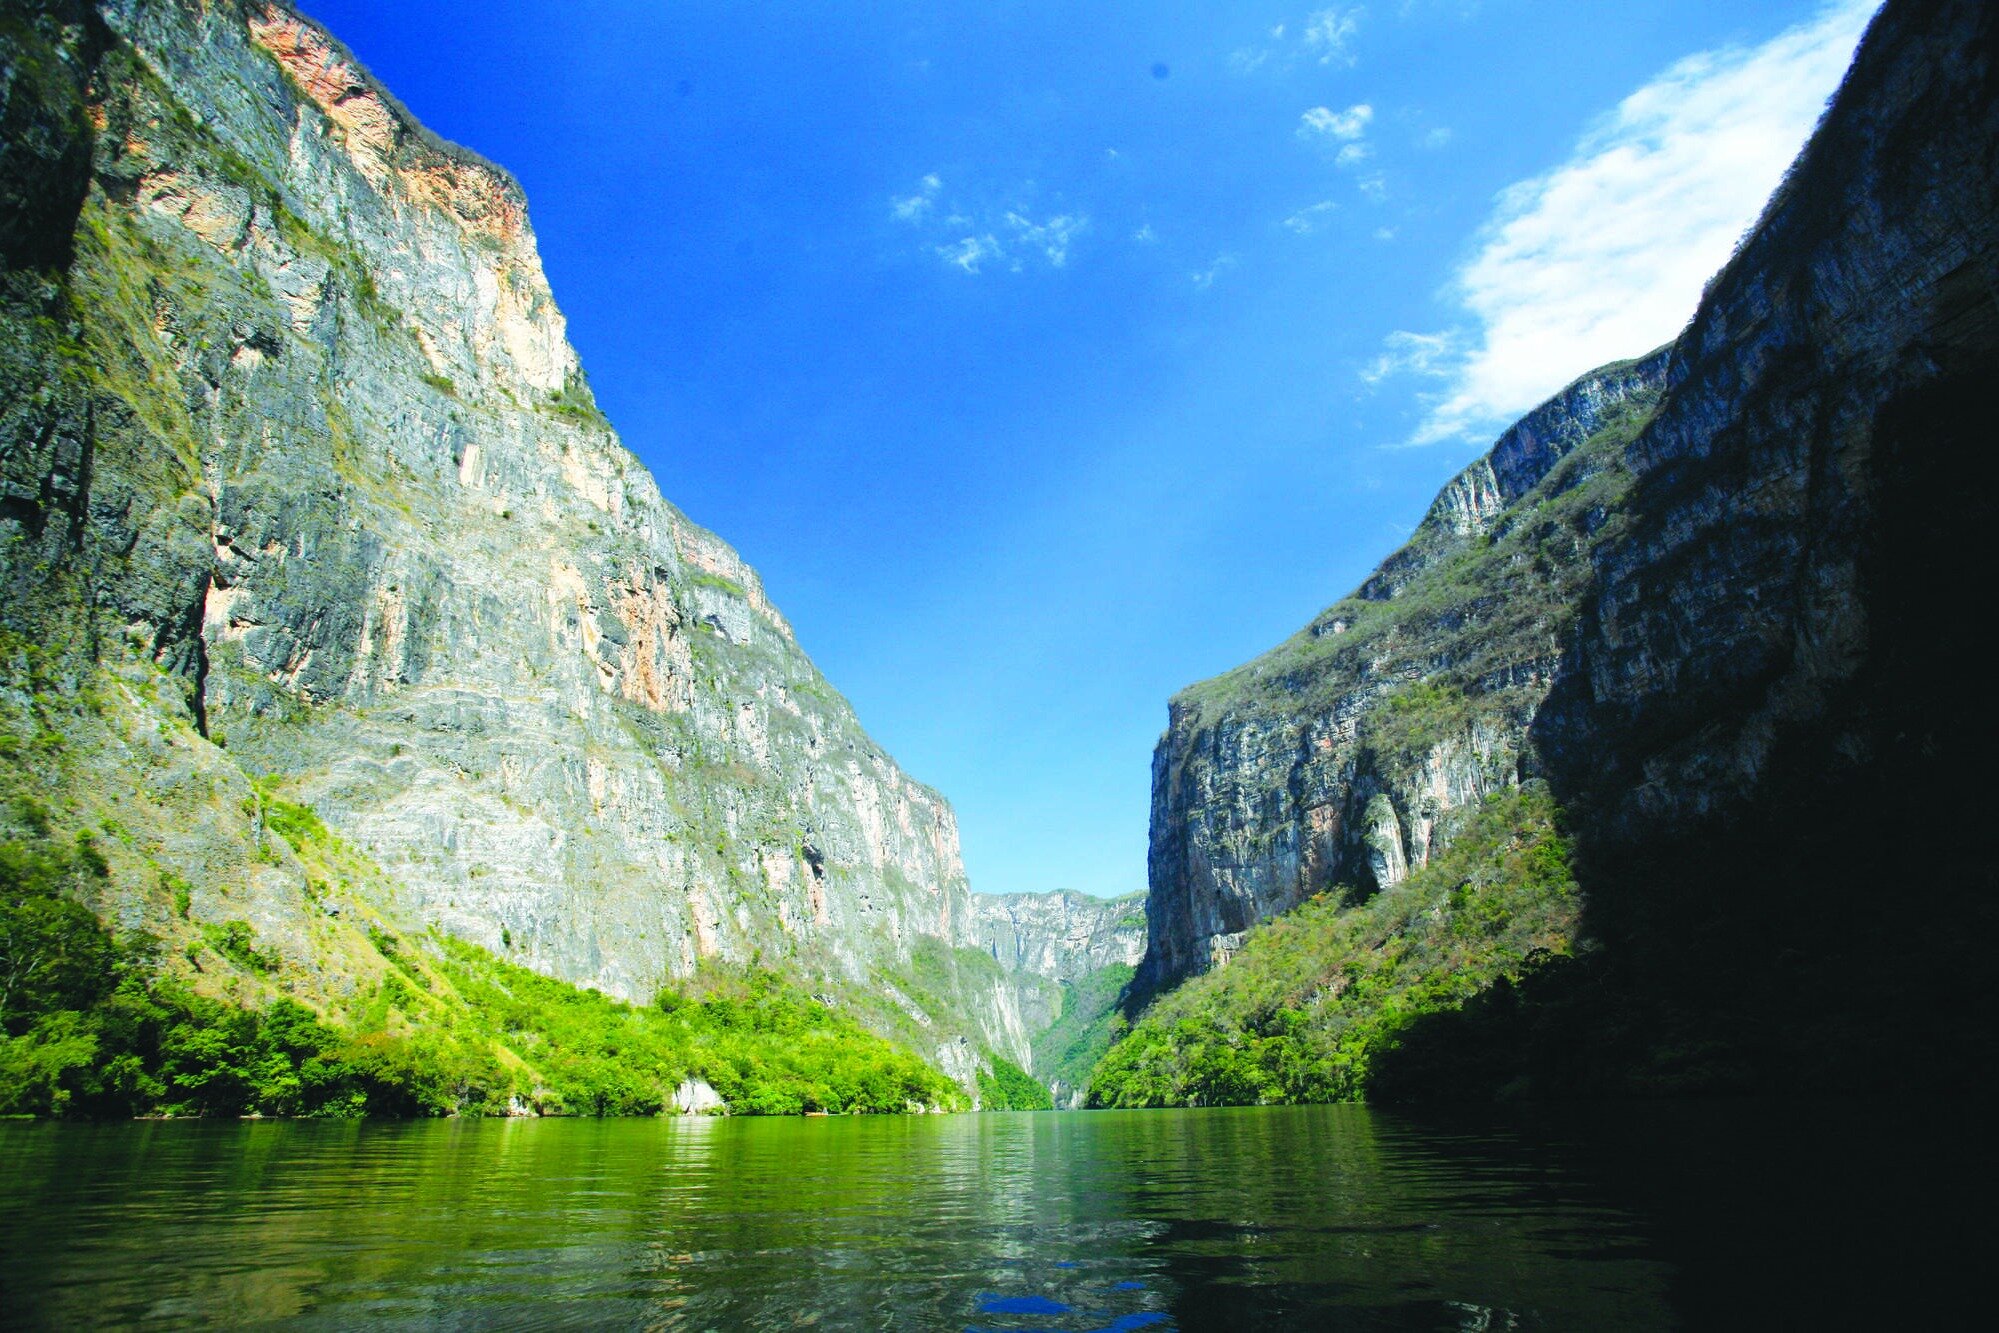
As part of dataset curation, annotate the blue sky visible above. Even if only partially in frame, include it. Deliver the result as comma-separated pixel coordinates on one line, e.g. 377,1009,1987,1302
302,0,1875,898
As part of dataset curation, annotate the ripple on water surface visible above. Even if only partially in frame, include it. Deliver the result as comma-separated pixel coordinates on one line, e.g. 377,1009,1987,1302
0,1102,1981,1329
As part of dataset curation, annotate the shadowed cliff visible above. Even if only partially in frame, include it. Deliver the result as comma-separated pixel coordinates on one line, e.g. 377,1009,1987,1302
1115,0,1999,1102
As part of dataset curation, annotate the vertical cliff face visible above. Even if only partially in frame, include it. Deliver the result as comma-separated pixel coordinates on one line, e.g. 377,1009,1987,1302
1134,0,1999,1089
1533,0,1999,843
959,889,1146,1105
1485,0,1999,1091
962,890,1145,983
0,0,1023,1080
1141,353,1667,994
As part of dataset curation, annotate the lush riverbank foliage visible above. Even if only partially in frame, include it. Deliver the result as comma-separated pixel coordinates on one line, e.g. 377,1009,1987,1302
1,835,965,1118
1032,962,1134,1102
975,1053,1053,1110
1087,786,1580,1107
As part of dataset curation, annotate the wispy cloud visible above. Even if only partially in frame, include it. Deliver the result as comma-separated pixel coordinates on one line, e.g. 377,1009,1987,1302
1418,126,1453,150
1361,330,1457,385
1005,212,1087,268
937,234,1002,274
1133,224,1159,244
1303,6,1364,66
1301,104,1384,196
1395,0,1877,446
1192,254,1238,289
891,174,942,222
1232,9,1362,74
1283,201,1339,234
1299,103,1373,140
895,174,1090,275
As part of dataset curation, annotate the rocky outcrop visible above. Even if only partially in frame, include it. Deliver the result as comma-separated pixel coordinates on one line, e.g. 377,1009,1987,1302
1136,0,1999,1093
0,0,1017,1086
672,1078,725,1115
1139,351,1666,994
962,890,1145,983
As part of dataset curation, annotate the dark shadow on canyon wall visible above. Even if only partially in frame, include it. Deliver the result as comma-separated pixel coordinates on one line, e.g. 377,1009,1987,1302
1374,349,1999,1101
1376,0,1999,1098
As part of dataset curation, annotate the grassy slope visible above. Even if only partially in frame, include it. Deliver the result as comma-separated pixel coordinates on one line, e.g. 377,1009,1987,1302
0,643,966,1119
1088,787,1579,1107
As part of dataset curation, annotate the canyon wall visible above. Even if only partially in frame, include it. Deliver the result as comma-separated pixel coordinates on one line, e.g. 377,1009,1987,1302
0,0,1034,1080
1137,0,1999,1094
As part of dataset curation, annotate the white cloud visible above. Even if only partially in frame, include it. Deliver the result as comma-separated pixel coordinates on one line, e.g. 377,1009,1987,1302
937,234,1001,273
1300,104,1381,196
1232,11,1358,78
1133,224,1159,244
1192,254,1238,289
1373,226,1396,242
891,174,942,222
1361,330,1457,386
1299,103,1373,140
1006,212,1087,267
1419,126,1453,150
899,177,1088,274
1283,201,1338,234
1405,0,1877,445
1303,6,1363,65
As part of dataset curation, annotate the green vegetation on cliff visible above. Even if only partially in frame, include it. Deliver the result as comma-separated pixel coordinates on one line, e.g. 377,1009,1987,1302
975,1054,1053,1111
1032,962,1134,1101
1088,787,1579,1107
1,828,965,1118
1173,387,1658,722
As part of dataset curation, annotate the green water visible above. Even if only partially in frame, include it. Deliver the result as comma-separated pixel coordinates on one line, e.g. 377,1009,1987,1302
0,1103,1978,1329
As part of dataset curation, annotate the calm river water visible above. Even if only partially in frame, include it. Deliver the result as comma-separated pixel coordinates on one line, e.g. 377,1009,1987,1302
0,1102,1981,1329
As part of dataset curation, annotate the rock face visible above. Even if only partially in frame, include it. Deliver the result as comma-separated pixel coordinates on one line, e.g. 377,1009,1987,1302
0,0,1026,1082
1137,0,1999,1087
1532,0,1999,845
960,889,1145,1105
672,1078,725,1116
962,890,1145,984
1141,351,1667,994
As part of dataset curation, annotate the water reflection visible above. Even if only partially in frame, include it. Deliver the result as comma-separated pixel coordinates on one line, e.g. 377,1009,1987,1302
0,1102,1977,1329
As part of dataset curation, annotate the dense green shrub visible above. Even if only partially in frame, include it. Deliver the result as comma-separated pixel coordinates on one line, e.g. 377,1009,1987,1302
1087,786,1580,1108
0,838,964,1118
975,1053,1053,1110
1031,962,1134,1101
1360,681,1473,767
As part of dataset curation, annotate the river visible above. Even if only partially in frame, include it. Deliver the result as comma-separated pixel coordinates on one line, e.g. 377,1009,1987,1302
0,1102,1979,1328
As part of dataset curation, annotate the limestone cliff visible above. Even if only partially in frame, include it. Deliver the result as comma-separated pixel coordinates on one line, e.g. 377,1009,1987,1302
1134,0,1999,1091
0,0,1026,1085
1141,353,1666,994
955,889,1145,1103
962,890,1145,984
